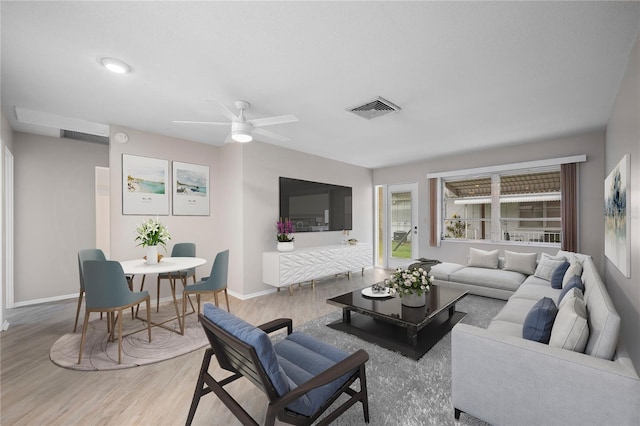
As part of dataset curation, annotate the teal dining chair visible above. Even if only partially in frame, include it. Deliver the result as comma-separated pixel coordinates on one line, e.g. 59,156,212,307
78,260,151,364
181,250,229,334
74,249,107,332
156,242,197,312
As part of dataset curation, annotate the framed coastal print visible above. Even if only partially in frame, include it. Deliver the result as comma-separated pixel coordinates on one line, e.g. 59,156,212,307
604,154,630,278
172,161,210,216
122,154,169,215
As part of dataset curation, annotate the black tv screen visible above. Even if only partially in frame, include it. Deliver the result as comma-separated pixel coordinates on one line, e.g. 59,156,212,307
279,177,352,232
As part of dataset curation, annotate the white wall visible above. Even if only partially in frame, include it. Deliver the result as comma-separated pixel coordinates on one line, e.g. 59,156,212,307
605,29,640,369
108,126,219,302
373,130,606,269
13,132,109,302
241,141,373,296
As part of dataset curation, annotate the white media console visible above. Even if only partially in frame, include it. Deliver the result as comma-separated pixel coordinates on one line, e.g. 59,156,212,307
262,243,373,294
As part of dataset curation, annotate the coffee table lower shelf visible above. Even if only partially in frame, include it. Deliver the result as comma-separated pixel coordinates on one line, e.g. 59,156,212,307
327,309,466,361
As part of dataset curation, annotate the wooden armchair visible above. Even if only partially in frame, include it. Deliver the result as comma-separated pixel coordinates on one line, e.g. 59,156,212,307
186,304,370,425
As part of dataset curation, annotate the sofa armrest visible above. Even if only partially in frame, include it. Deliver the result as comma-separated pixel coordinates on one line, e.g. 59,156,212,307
452,323,640,426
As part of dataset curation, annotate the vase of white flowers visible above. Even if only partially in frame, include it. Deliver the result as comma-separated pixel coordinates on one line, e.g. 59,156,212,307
135,218,171,264
386,267,434,307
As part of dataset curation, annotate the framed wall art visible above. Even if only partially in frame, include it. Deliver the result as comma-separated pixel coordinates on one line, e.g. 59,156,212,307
604,154,630,278
172,161,210,216
122,154,170,215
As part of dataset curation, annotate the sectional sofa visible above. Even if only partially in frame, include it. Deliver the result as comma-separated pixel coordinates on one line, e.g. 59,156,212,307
435,249,640,425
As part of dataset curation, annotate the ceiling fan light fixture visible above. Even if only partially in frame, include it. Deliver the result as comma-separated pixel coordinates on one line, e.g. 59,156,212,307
232,131,253,143
231,121,253,143
99,57,131,74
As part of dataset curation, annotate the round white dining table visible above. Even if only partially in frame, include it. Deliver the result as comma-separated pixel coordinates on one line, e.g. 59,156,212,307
120,257,207,334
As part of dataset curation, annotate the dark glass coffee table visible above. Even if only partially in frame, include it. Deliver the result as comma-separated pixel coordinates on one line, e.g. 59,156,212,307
326,284,467,360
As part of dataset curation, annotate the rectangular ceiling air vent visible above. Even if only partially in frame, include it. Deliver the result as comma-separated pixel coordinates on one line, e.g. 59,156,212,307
347,96,401,119
60,129,109,144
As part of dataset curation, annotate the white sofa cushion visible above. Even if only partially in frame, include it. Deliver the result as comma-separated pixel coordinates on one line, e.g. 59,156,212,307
562,259,584,288
503,251,538,275
468,248,499,269
550,297,589,352
534,253,566,281
430,262,465,281
450,267,527,292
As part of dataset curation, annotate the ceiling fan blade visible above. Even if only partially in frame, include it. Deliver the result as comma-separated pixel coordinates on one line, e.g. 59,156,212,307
253,127,290,142
203,98,238,121
223,132,234,144
248,114,299,128
172,120,229,126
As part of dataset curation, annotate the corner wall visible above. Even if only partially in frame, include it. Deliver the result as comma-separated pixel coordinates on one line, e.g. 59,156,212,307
605,29,640,369
241,141,373,296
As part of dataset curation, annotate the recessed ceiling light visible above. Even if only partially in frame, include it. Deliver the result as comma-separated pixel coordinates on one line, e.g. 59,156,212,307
99,57,131,74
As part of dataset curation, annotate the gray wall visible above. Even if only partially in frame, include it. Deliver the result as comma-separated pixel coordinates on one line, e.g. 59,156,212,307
605,30,640,369
13,132,108,302
1,110,14,324
374,130,605,269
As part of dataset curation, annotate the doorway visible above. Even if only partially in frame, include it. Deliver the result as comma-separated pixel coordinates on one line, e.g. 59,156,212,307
376,183,418,270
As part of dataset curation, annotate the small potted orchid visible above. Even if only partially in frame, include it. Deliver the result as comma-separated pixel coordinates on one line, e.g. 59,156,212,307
386,267,434,307
276,219,295,251
135,217,171,264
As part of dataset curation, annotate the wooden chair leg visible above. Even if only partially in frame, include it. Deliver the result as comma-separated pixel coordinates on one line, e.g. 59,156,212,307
224,289,230,313
117,308,123,364
146,298,152,342
196,294,201,315
157,276,162,312
213,292,219,307
186,348,214,426
73,290,84,332
127,277,134,319
77,311,91,364
181,291,188,335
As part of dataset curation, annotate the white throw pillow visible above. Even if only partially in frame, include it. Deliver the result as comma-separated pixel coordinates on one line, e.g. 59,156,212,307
503,251,538,275
534,253,566,281
562,260,584,288
468,248,499,269
558,287,584,310
550,297,589,352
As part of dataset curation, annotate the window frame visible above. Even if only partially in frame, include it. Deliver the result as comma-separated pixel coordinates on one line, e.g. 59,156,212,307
428,155,586,247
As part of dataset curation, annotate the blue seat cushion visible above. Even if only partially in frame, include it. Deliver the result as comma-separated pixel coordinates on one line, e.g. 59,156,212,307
202,304,290,396
274,332,354,417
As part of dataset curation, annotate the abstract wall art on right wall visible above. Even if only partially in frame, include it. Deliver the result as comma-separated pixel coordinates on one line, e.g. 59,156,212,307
604,154,631,278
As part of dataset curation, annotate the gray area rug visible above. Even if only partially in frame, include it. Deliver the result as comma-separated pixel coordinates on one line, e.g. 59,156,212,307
290,294,505,425
50,307,207,371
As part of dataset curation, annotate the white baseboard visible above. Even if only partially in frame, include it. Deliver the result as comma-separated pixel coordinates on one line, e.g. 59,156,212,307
227,287,277,301
13,293,78,308
1,320,9,331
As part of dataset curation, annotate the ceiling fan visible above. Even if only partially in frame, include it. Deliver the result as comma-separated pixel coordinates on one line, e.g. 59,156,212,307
172,100,299,143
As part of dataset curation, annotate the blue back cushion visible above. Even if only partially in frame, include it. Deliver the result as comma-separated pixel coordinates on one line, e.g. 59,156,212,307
203,304,290,396
558,275,586,304
550,261,570,289
522,297,558,344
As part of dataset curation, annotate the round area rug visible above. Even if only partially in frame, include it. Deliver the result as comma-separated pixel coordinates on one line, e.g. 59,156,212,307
50,308,207,371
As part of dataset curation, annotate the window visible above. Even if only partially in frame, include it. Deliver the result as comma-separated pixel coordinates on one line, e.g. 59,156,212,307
442,167,562,245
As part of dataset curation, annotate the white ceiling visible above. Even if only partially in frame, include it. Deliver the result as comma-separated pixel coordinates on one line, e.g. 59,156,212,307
2,1,639,169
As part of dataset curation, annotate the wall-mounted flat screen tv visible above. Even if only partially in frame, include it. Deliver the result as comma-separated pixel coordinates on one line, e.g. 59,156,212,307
279,177,352,232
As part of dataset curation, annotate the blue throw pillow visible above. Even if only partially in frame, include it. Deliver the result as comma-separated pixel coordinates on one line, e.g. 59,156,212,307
558,275,585,304
522,297,558,344
550,261,570,289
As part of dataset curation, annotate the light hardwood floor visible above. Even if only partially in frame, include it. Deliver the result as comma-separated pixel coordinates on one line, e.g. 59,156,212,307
1,269,388,425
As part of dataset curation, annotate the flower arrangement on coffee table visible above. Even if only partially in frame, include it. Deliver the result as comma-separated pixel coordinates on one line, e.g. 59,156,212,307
386,267,434,297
